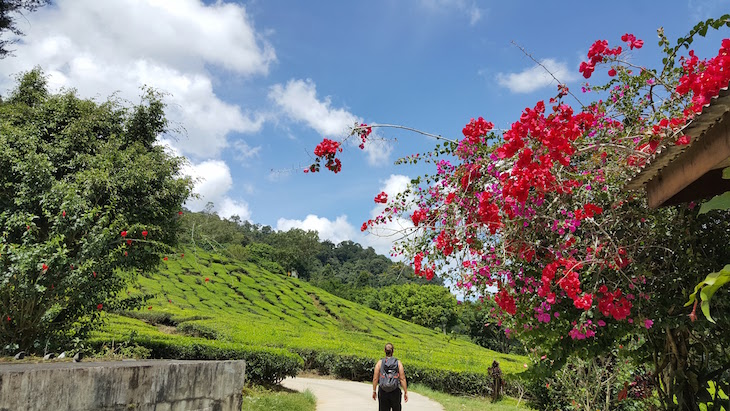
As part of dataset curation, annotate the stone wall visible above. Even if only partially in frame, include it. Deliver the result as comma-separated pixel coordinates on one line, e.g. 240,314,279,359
0,359,245,411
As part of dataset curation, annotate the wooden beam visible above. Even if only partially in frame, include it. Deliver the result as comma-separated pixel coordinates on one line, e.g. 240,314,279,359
646,111,730,208
662,168,730,206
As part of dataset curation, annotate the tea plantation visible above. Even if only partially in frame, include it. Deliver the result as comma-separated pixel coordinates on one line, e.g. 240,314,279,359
91,249,526,394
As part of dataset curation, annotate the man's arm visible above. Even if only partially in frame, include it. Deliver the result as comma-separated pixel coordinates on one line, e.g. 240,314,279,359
398,361,408,402
372,360,381,400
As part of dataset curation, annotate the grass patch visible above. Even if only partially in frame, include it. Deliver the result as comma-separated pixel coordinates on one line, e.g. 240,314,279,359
241,385,316,411
410,383,533,411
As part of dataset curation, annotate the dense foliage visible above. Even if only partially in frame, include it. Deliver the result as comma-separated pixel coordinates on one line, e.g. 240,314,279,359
371,283,458,332
0,69,192,351
316,17,730,410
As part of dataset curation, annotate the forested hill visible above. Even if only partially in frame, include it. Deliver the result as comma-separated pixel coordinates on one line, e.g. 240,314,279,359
177,210,441,293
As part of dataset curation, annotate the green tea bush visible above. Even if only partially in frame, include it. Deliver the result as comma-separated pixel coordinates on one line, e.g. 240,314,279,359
177,322,219,340
113,336,301,384
101,249,526,390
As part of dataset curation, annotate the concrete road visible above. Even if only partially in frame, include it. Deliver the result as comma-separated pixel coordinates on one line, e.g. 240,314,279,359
282,377,444,411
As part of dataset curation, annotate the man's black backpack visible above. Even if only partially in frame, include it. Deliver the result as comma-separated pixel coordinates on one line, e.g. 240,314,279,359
378,357,400,392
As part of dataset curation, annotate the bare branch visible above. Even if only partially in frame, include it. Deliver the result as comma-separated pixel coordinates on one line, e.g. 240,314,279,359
510,41,586,109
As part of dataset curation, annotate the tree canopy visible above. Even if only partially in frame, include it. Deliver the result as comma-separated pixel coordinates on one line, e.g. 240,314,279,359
0,69,192,351
0,0,49,58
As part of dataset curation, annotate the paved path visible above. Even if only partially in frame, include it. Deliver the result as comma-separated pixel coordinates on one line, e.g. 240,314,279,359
282,377,444,411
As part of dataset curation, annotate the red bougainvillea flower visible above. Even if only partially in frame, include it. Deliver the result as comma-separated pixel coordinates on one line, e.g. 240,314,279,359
41,263,48,271
608,68,617,77
142,230,148,238
96,303,103,311
126,239,132,246
120,230,127,237
148,306,153,310
6,316,10,322
62,210,66,217
92,271,97,278
204,277,210,282
163,256,168,261
180,253,184,258
621,33,644,50
374,191,388,203
124,251,128,257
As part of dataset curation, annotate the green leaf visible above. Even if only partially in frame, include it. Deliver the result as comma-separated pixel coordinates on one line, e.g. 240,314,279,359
686,265,730,323
722,166,730,179
699,192,730,214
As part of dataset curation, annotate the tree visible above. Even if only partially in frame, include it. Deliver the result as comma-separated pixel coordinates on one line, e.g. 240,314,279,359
0,69,193,351
314,16,730,410
0,0,49,58
374,283,458,332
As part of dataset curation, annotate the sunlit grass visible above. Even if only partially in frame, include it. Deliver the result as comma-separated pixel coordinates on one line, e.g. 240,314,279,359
410,383,534,411
241,385,316,411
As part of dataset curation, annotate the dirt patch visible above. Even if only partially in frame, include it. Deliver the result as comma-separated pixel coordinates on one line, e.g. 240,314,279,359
156,324,177,335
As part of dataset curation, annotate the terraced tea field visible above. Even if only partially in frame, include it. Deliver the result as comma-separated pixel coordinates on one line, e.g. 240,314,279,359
94,249,525,379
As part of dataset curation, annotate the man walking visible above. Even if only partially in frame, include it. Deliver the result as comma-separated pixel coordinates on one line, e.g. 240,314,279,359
372,343,408,410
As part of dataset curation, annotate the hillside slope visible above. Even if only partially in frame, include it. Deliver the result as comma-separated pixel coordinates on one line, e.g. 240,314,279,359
94,249,525,383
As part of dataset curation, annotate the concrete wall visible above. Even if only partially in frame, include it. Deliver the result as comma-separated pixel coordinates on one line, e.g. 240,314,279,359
0,359,246,411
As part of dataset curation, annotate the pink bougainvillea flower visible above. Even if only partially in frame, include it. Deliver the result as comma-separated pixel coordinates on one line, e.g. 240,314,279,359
644,319,653,329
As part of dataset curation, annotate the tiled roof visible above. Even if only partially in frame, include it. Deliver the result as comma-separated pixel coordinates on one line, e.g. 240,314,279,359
626,82,730,190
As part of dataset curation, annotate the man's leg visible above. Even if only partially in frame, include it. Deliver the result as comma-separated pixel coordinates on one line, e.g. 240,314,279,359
378,389,390,411
391,389,402,411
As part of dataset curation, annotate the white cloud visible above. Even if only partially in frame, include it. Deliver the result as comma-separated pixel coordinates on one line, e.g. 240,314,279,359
233,140,262,162
469,7,482,25
276,174,413,258
276,215,357,245
419,0,484,25
0,0,273,158
688,0,727,21
183,160,251,221
496,58,577,94
269,78,391,166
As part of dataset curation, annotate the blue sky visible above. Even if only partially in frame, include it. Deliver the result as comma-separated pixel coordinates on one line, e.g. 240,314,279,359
2,0,728,256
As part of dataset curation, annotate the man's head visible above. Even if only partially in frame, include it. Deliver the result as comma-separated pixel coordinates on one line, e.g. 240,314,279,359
384,343,394,357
